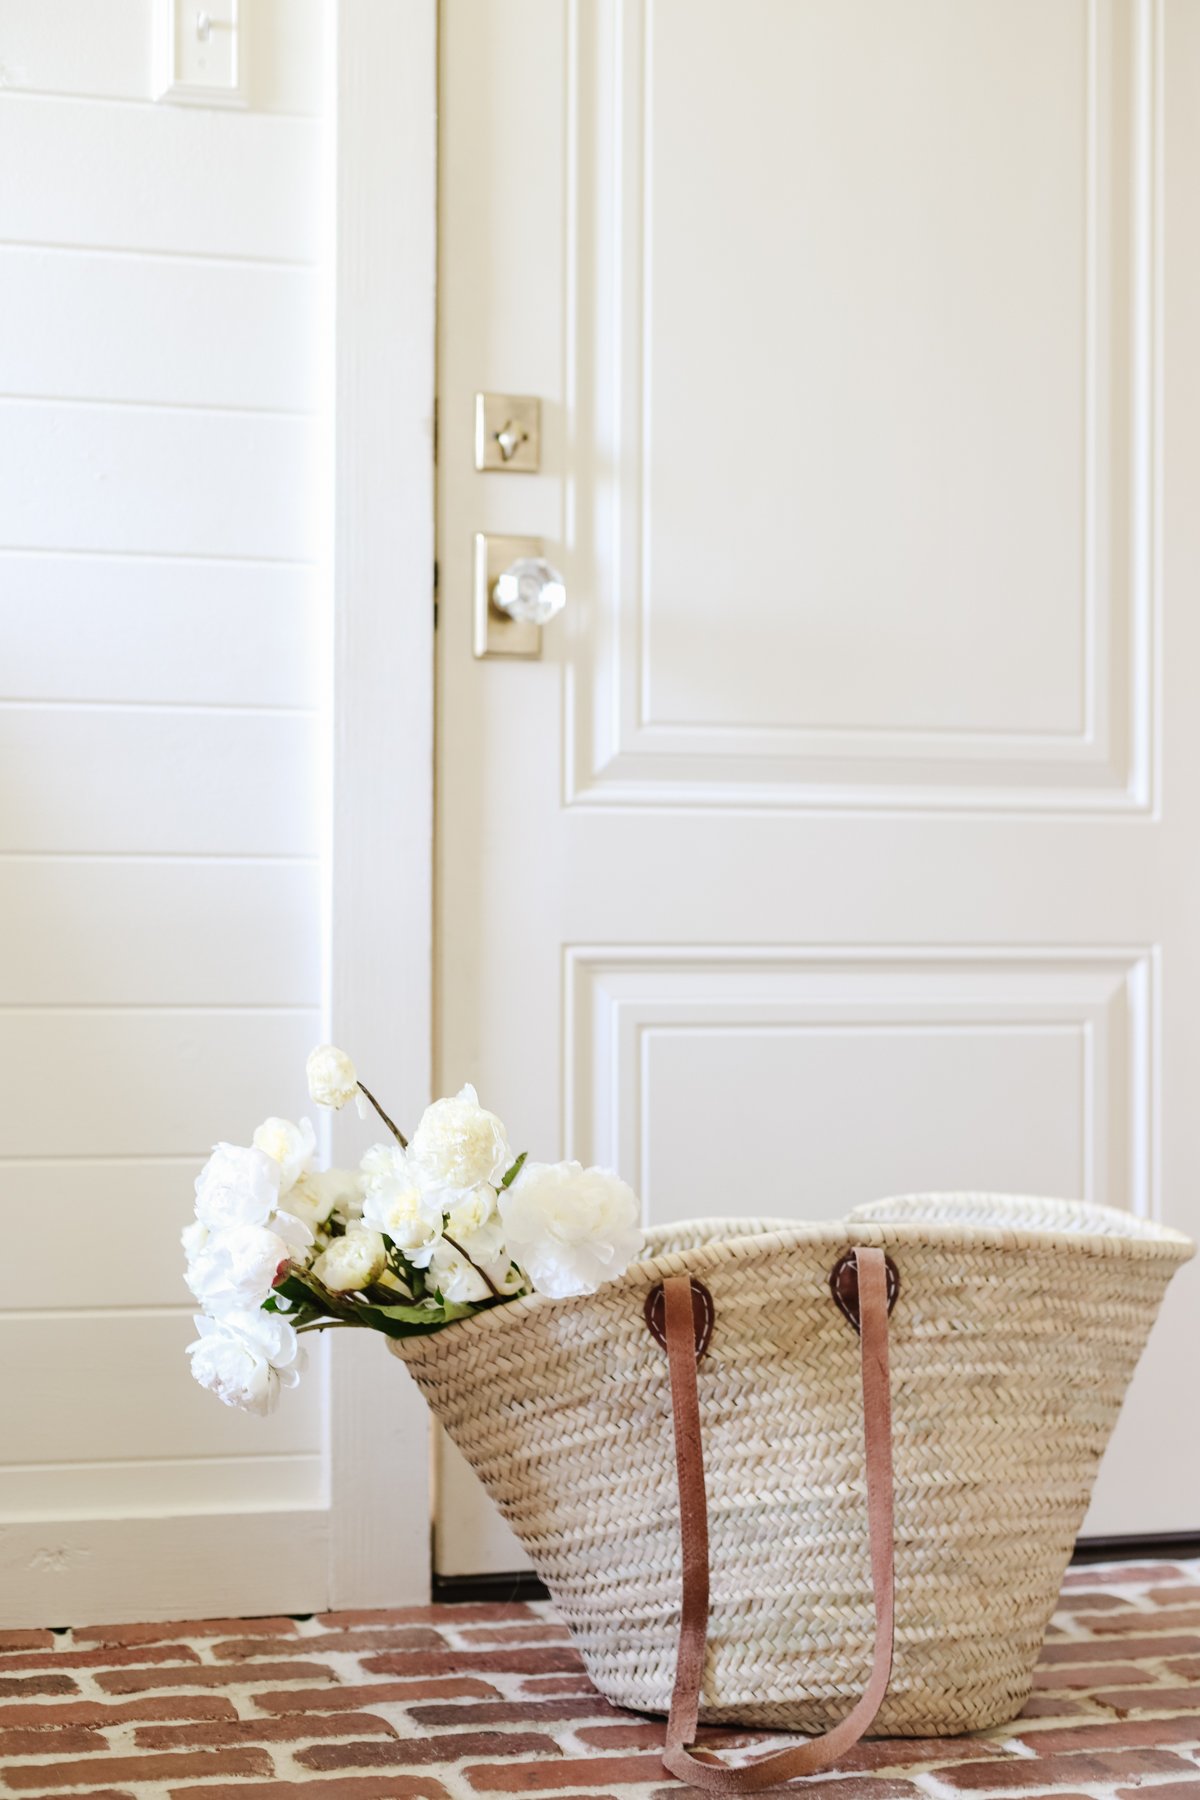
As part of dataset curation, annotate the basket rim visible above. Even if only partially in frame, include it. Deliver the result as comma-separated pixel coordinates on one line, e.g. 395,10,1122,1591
389,1194,1194,1360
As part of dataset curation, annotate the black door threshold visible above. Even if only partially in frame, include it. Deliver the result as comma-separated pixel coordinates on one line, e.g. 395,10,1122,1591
1071,1529,1200,1564
433,1570,550,1604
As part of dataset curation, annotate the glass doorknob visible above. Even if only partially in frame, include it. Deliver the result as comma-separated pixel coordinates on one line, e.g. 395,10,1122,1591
491,556,566,626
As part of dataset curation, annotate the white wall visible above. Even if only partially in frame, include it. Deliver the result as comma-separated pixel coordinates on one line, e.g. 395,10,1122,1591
0,4,329,1546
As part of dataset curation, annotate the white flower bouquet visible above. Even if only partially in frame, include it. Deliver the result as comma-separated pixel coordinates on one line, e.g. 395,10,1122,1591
184,1046,644,1413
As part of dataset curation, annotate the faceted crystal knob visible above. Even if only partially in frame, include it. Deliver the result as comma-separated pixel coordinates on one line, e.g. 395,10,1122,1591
491,556,566,626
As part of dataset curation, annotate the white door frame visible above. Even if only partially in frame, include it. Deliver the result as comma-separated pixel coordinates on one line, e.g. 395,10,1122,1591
327,0,438,1606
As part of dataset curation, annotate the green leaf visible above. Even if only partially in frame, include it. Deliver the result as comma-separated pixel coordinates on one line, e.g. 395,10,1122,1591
273,1273,323,1309
500,1151,527,1189
352,1297,494,1339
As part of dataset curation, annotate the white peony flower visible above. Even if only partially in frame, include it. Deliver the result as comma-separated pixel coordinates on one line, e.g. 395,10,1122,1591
194,1143,280,1231
184,1222,291,1312
270,1209,315,1264
427,1238,492,1305
181,1218,208,1260
312,1227,387,1293
306,1044,360,1110
444,1184,506,1265
362,1174,445,1267
498,1161,644,1299
187,1309,305,1415
360,1142,410,1196
409,1084,512,1195
252,1116,316,1195
286,1167,363,1236
482,1253,527,1296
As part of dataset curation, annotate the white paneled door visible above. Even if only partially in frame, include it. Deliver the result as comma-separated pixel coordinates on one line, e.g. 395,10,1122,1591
435,0,1200,1574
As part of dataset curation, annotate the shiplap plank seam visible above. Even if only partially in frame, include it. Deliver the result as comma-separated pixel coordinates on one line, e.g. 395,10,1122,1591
0,852,320,863
0,239,315,269
3,1452,320,1470
0,393,314,418
0,547,315,566
0,701,319,718
0,1005,319,1015
1,89,319,122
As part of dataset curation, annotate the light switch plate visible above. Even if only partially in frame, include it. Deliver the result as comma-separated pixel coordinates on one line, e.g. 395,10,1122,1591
474,394,541,473
156,0,245,107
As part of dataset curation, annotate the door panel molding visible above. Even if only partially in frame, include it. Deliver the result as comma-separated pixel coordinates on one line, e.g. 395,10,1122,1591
566,944,1157,1219
563,0,1160,813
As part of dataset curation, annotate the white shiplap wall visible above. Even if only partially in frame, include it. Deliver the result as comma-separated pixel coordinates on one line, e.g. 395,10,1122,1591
0,2,330,1618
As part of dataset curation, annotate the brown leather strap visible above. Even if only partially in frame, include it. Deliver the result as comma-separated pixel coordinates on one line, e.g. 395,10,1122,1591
659,1246,896,1791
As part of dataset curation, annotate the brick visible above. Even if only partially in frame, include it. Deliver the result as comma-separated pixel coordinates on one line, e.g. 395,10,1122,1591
573,1723,769,1752
4,1747,275,1790
408,1699,619,1728
1091,1684,1200,1713
1166,1657,1200,1678
0,1643,201,1673
1062,1563,1187,1586
0,1726,106,1756
13,1792,136,1800
0,1696,238,1728
74,1616,300,1647
1017,1719,1200,1753
456,1623,574,1645
96,1660,337,1694
1033,1663,1153,1688
361,1646,584,1678
317,1603,533,1627
296,1732,561,1770
135,1711,399,1749
465,1755,668,1791
833,1737,1018,1774
1117,1786,1200,1800
214,1628,445,1658
1055,1592,1137,1612
1039,1634,1200,1663
933,1747,1197,1789
1083,1606,1200,1634
1147,1586,1200,1606
0,1631,56,1651
170,1780,450,1800
1016,1694,1114,1719
0,1675,79,1698
252,1678,501,1712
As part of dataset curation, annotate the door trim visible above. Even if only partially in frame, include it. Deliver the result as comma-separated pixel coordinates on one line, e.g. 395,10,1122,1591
327,0,437,1607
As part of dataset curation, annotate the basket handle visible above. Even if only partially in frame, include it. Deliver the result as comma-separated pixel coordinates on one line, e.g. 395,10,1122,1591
656,1246,896,1792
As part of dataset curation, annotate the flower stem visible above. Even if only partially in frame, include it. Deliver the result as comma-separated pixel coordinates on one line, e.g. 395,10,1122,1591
296,1318,356,1334
357,1080,408,1148
442,1232,502,1298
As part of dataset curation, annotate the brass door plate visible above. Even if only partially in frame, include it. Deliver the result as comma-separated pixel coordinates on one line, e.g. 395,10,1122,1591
474,393,541,473
473,533,543,658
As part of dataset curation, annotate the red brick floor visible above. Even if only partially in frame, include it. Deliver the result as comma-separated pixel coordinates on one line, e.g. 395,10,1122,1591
1,1559,1198,1798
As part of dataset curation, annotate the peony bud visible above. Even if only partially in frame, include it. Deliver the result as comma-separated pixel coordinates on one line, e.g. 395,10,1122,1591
312,1227,387,1293
306,1044,360,1110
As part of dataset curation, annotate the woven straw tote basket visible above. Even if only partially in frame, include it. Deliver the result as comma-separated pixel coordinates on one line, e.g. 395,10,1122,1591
392,1193,1192,1788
